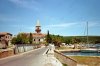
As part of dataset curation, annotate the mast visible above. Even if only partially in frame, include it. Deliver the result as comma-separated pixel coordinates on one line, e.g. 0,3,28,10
87,22,89,46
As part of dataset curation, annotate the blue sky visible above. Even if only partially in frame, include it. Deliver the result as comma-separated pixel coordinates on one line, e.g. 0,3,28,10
0,0,100,36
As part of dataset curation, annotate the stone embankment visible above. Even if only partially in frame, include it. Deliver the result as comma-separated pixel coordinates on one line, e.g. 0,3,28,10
54,50,77,66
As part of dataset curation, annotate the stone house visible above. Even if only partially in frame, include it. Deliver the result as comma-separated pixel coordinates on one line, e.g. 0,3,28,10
0,32,12,48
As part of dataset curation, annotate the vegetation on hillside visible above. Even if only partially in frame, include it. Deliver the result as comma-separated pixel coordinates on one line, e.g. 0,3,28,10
64,36,100,44
48,34,100,47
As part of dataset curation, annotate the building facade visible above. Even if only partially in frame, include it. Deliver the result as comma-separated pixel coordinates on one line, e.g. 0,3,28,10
0,32,12,48
22,20,46,44
32,20,46,44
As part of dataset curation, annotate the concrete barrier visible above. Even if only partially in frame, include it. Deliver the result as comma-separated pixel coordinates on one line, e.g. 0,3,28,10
54,50,77,66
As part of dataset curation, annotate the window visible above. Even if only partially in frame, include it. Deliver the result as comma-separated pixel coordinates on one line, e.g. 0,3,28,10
6,36,8,38
39,39,40,41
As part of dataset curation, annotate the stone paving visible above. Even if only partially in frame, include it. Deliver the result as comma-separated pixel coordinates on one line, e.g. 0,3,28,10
44,49,62,66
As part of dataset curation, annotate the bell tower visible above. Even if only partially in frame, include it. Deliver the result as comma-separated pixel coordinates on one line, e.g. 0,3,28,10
35,20,41,33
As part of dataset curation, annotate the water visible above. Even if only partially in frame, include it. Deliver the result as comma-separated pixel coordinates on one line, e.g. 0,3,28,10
63,52,100,56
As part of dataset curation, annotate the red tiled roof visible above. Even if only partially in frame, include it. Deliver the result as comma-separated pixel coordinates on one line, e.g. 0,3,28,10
0,32,12,36
32,33,46,37
21,32,46,37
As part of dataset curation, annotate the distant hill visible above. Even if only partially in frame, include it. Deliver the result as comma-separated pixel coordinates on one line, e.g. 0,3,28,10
63,36,100,44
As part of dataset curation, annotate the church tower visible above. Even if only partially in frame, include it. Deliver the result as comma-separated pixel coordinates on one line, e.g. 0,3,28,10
35,20,41,33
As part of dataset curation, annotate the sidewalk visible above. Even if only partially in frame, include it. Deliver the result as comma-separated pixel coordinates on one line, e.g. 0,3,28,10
77,64,88,66
44,49,62,66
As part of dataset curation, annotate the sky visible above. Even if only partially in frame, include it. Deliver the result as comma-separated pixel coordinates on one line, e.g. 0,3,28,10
0,0,100,36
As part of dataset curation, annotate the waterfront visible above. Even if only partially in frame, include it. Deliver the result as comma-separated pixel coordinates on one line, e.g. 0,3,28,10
62,51,100,56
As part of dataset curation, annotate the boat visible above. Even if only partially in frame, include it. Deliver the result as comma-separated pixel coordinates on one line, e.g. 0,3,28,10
80,48,99,53
80,22,100,53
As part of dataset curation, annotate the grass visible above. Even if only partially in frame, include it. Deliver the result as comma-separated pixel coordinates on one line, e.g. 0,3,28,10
69,56,100,66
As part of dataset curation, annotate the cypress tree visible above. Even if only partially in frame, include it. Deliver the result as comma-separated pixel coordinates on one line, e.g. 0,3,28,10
46,30,52,44
29,33,33,44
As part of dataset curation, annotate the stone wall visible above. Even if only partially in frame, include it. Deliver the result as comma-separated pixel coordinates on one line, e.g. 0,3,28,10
54,50,77,66
0,49,14,58
14,44,35,54
0,45,36,58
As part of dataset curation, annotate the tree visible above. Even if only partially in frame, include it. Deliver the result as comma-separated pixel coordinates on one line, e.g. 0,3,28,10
29,33,33,44
11,33,29,44
51,35,62,47
11,37,17,44
46,30,52,44
72,37,81,49
19,33,29,44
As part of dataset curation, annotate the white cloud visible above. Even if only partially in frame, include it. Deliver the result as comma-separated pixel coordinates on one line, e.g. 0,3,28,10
88,22,100,27
80,21,100,27
9,0,39,10
45,23,77,28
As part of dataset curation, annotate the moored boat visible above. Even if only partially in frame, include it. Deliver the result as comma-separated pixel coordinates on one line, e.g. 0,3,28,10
80,48,100,53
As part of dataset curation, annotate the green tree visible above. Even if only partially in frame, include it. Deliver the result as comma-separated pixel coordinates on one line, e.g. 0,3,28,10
11,33,29,44
72,37,81,49
11,37,17,44
29,33,33,44
19,33,29,44
46,30,52,44
51,35,62,47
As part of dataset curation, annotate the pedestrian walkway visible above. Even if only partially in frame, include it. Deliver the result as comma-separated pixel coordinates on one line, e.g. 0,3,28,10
43,49,62,66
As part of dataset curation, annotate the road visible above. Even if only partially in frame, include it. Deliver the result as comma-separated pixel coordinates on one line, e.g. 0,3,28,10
0,47,48,66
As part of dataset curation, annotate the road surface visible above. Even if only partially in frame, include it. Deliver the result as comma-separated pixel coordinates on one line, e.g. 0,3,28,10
0,47,48,66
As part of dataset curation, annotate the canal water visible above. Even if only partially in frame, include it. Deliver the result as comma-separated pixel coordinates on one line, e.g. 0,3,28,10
62,52,100,56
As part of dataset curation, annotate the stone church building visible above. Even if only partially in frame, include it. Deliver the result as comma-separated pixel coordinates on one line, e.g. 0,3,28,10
24,20,46,44
32,20,46,44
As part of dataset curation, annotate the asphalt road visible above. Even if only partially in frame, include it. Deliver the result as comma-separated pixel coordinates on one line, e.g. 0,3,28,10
0,47,48,66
